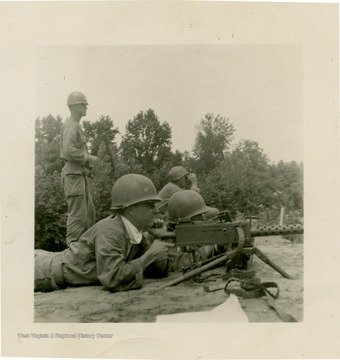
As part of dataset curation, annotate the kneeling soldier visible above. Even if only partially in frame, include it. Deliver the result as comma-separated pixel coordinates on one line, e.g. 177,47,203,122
34,174,172,293
157,166,200,214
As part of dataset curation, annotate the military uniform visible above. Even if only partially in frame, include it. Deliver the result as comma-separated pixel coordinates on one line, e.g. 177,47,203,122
34,215,168,293
60,116,96,245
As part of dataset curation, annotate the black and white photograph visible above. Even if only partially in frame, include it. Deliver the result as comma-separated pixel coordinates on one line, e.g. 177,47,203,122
33,44,304,324
1,1,339,359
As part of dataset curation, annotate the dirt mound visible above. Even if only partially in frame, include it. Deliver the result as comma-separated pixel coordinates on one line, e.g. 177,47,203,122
34,236,303,323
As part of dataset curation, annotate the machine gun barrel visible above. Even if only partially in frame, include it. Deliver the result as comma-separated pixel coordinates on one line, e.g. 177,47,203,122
250,224,303,237
160,224,304,244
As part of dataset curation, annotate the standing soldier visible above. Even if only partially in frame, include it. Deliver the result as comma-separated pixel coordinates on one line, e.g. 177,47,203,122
60,91,99,245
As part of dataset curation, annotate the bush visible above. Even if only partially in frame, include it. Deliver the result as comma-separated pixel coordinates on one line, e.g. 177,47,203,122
35,166,67,251
88,142,115,221
35,142,119,249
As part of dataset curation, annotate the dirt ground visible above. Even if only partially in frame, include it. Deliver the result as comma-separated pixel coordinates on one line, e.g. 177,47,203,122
34,236,303,323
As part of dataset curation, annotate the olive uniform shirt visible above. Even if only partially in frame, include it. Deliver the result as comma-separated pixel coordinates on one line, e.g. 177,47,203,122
60,116,89,172
62,215,167,292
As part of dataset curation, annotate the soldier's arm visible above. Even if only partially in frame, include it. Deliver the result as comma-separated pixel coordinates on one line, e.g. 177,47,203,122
187,173,200,193
95,233,144,292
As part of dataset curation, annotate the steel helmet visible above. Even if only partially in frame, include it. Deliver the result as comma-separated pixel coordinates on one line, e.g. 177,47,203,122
67,91,88,106
111,174,161,210
168,190,210,222
169,166,189,182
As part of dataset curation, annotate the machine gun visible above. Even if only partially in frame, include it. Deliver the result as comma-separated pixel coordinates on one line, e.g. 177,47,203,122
160,213,303,287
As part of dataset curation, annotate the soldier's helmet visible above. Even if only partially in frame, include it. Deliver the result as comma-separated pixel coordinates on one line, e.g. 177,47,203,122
168,190,210,223
168,166,189,182
67,91,88,106
111,174,161,210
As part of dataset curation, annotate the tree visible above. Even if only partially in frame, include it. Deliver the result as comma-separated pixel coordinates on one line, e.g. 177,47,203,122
228,140,273,211
35,115,66,250
82,115,119,172
120,109,172,176
270,160,303,210
193,113,235,174
35,115,64,174
199,139,273,215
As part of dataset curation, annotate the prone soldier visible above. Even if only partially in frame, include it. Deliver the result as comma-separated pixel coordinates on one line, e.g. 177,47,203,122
34,174,172,293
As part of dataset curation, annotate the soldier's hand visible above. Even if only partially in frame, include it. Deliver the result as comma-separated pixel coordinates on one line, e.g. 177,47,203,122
151,218,164,228
187,172,198,185
147,240,173,261
186,173,200,192
147,220,167,239
87,155,99,166
188,172,197,181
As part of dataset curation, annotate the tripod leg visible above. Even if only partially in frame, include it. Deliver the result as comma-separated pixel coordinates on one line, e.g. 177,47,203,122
253,247,295,279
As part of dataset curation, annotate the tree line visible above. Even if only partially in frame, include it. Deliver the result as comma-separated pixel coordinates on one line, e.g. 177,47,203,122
35,109,303,251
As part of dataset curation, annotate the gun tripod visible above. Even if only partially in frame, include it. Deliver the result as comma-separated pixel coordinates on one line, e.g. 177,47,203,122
163,245,294,288
241,246,294,279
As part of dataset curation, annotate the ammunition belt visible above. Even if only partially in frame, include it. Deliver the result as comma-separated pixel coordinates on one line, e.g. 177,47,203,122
224,278,280,299
224,278,298,322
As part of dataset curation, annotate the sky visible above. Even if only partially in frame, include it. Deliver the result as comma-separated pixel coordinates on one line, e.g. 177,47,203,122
36,45,303,164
